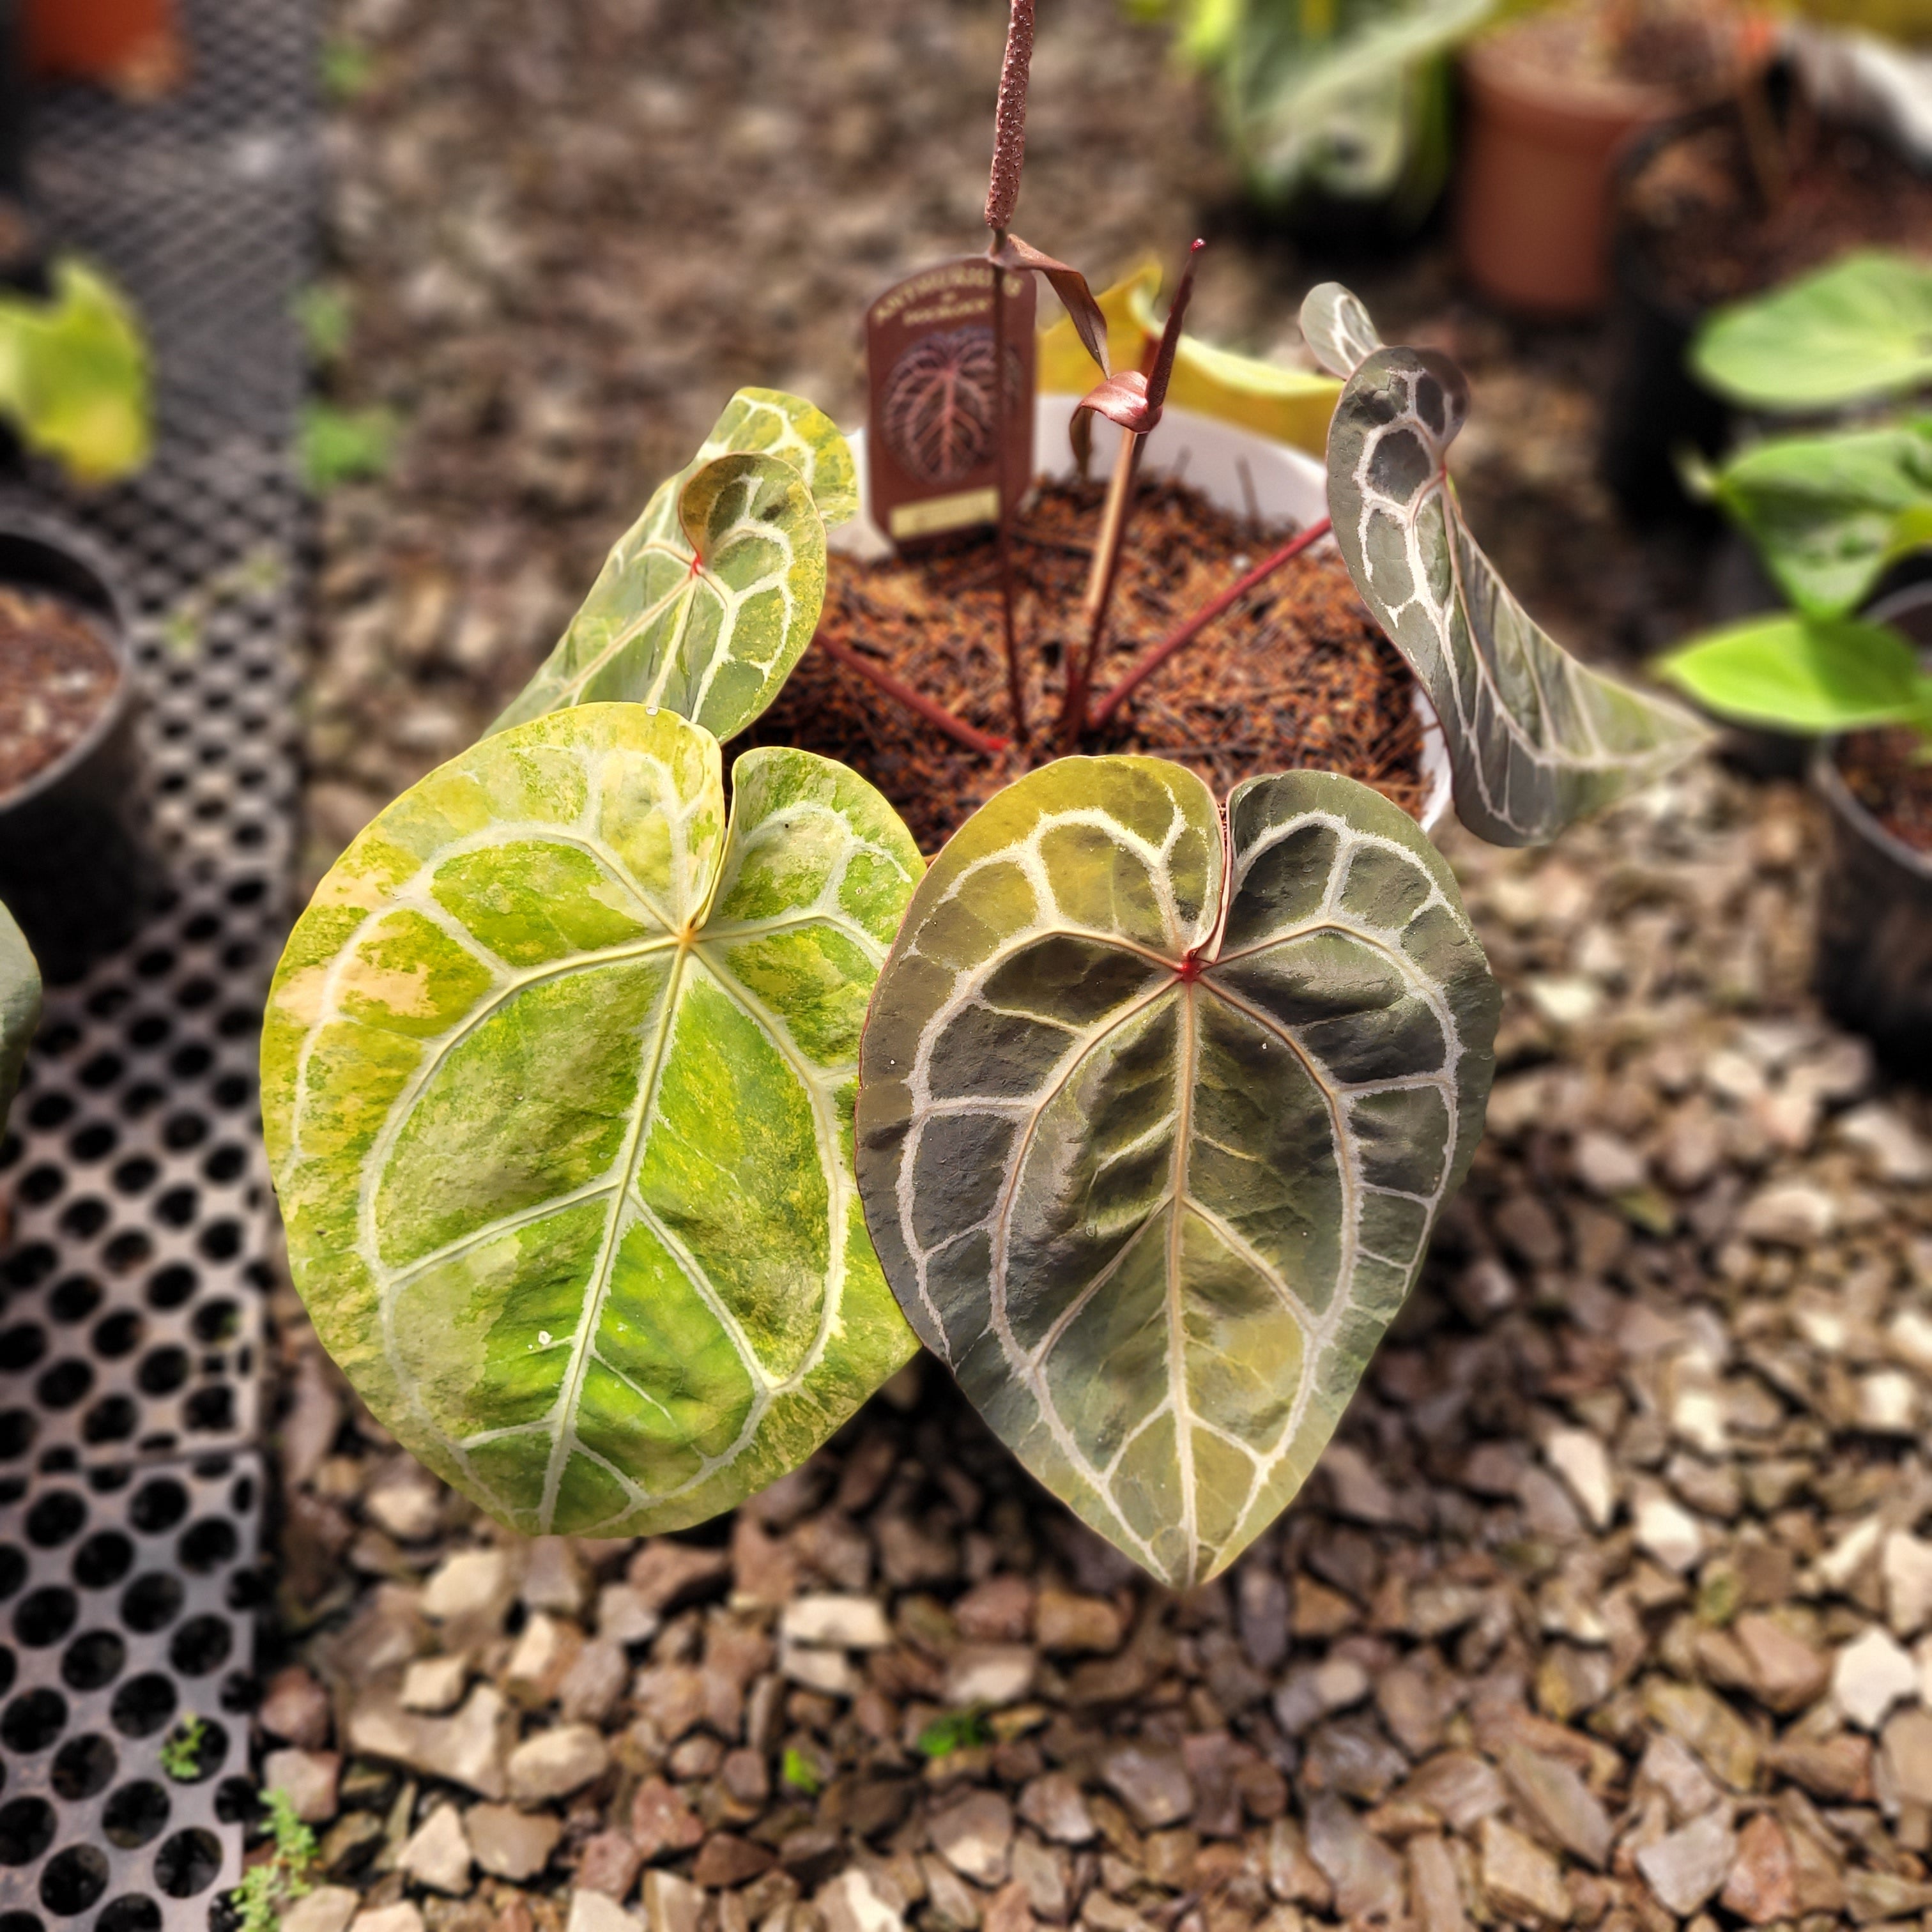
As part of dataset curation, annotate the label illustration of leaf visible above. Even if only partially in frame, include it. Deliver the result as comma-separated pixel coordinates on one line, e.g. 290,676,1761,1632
493,388,854,743
1327,344,1708,846
1300,281,1384,381
0,900,40,1135
264,704,923,1537
857,759,1498,1587
696,387,859,529
882,327,999,484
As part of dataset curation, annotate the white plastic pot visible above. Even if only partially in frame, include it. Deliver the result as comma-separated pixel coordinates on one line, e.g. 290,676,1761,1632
834,395,1453,832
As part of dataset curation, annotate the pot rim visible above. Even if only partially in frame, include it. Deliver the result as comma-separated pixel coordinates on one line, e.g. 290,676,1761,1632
837,395,1455,835
1811,579,1932,884
0,514,137,818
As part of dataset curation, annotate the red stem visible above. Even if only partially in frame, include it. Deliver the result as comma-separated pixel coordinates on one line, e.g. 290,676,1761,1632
1087,517,1331,730
991,251,1029,744
816,630,1009,758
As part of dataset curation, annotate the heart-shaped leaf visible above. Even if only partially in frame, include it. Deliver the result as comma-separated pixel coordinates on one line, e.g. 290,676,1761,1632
1319,295,1708,846
1709,418,1932,617
1301,280,1383,381
856,758,1498,1586
0,900,40,1134
1692,251,1932,412
264,703,922,1537
492,390,854,743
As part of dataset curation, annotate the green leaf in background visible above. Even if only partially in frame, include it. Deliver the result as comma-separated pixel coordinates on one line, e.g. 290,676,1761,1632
0,258,151,485
1317,286,1708,846
1692,251,1932,413
1655,613,1932,735
1186,0,1492,223
491,390,855,744
0,901,40,1137
856,760,1498,1587
1710,418,1932,617
263,703,922,1537
300,402,397,491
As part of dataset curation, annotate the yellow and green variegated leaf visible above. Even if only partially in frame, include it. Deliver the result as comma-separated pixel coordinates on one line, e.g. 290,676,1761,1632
264,703,922,1537
0,900,40,1135
1316,285,1709,847
855,758,1498,1587
491,389,854,743
696,387,858,529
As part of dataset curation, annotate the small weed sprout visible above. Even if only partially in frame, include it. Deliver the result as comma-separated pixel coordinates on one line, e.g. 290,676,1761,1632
917,1708,991,1759
229,1788,317,1932
779,1745,823,1795
159,1713,207,1782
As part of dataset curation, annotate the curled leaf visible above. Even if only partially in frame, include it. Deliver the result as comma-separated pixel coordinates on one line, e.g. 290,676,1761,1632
857,759,1498,1586
1300,281,1384,381
1324,302,1708,845
0,257,151,484
0,901,39,1135
993,235,1112,379
493,389,854,743
1071,242,1202,441
264,703,923,1537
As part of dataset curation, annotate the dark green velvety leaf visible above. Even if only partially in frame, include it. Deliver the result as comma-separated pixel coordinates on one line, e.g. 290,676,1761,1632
856,758,1498,1586
1693,252,1932,412
1712,418,1932,617
1656,613,1932,733
264,703,921,1537
492,390,853,743
1322,312,1708,845
0,901,39,1134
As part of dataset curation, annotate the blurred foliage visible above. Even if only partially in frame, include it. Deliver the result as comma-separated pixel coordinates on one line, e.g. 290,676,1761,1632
1039,259,1340,454
295,284,353,366
300,402,397,491
320,36,376,100
916,1709,992,1759
0,901,38,1142
1131,0,1492,225
0,259,151,484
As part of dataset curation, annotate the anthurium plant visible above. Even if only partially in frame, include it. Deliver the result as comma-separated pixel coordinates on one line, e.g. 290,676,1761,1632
1660,252,1932,746
264,12,1705,1584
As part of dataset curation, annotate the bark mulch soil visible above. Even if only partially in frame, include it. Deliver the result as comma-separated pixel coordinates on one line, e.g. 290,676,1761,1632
1838,729,1932,859
1621,116,1932,310
0,588,118,798
746,480,1423,854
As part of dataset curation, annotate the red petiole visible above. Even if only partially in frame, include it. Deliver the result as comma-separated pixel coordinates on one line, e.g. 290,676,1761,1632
815,631,1009,758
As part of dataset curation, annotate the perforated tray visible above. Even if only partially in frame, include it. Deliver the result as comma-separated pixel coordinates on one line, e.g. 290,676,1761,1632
0,1454,263,1927
0,0,315,1924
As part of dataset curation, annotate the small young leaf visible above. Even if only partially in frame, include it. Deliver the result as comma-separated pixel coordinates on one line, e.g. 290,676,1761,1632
1655,613,1931,734
1301,282,1383,381
492,390,854,744
1319,294,1708,845
918,1709,992,1758
300,402,397,491
857,760,1498,1587
1692,252,1932,412
1711,418,1932,617
0,901,39,1138
264,704,922,1538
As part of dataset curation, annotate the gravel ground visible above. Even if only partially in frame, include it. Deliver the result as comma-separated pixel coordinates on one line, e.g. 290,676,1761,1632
268,3,1932,1929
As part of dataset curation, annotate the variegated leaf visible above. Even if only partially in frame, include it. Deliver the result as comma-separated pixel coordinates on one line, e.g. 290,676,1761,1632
1301,280,1383,381
0,900,39,1134
1324,324,1708,846
492,389,853,742
264,703,921,1537
856,759,1498,1586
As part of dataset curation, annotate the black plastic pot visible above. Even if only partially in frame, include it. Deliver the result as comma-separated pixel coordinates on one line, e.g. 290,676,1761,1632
1811,581,1932,1075
1598,106,1736,528
0,521,151,982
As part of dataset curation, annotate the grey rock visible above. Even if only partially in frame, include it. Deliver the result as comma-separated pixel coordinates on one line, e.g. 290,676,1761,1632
507,1721,610,1803
1637,1809,1735,1917
1018,1773,1095,1846
466,1802,563,1881
398,1804,471,1895
1100,1746,1192,1830
931,1789,1015,1886
1305,1792,1404,1922
263,1748,341,1825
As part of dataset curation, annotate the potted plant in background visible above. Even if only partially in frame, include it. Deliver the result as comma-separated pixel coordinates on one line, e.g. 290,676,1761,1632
1656,252,1932,1067
1138,0,1496,236
1455,0,1769,316
0,899,37,1136
24,0,185,97
261,4,1706,1586
1602,33,1932,518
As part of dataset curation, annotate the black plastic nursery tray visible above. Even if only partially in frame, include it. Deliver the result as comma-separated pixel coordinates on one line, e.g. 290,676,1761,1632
0,0,315,1925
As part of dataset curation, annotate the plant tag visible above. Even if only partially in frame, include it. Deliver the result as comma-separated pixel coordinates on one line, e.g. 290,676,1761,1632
865,257,1035,549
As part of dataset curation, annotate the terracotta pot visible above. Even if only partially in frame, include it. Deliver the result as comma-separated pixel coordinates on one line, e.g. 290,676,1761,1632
25,0,183,91
1456,29,1705,316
